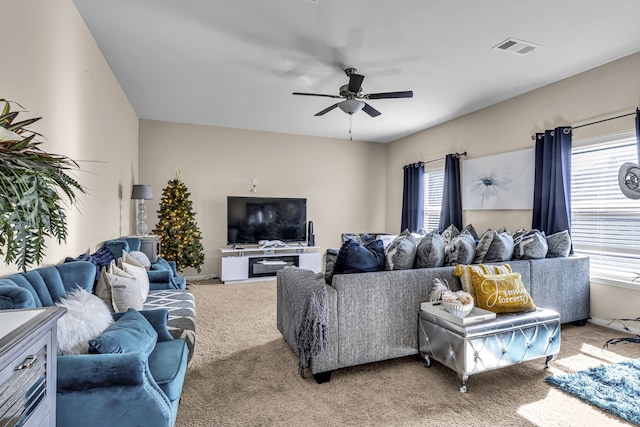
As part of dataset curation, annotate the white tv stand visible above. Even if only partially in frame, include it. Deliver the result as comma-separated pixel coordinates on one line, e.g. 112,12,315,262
219,245,322,284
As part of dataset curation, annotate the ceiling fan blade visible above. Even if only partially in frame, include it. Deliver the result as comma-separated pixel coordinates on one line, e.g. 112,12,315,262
292,92,343,99
366,90,413,99
348,73,364,93
315,103,339,116
362,103,381,117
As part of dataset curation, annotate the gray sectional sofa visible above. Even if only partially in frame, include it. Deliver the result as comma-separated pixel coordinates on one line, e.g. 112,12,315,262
277,255,589,383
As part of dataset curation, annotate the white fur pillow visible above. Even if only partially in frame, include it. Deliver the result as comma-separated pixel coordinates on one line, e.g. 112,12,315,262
55,287,113,355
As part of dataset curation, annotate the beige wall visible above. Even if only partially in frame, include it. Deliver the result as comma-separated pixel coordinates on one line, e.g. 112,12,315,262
386,52,640,327
0,0,139,275
139,121,386,277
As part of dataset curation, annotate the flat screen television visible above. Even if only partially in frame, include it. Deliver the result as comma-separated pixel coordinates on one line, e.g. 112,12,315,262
227,196,307,245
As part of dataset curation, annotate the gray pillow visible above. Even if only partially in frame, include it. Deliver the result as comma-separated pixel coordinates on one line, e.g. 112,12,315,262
483,231,514,262
513,229,548,259
546,230,571,258
385,230,417,270
474,229,495,263
444,231,476,266
462,224,479,241
440,224,460,245
414,230,445,268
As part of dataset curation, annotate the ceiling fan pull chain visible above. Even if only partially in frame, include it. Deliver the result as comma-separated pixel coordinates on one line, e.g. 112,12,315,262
349,114,353,141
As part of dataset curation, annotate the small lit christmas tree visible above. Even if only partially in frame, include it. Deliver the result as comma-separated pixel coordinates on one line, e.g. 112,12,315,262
153,171,204,273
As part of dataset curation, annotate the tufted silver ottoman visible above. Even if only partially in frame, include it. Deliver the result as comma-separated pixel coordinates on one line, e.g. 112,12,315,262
418,304,560,392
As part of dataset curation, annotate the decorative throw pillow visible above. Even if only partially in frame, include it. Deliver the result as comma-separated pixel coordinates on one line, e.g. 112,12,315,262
462,224,479,241
443,231,476,266
546,230,571,258
414,230,446,268
118,256,150,301
385,229,417,270
473,229,495,263
333,239,385,274
453,263,513,295
440,224,460,245
470,271,536,313
483,231,515,263
377,234,398,250
96,262,145,312
89,308,157,355
55,288,113,355
513,229,548,259
129,250,152,269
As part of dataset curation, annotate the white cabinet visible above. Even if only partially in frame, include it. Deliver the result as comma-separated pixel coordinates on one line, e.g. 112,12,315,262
220,247,322,284
0,307,66,427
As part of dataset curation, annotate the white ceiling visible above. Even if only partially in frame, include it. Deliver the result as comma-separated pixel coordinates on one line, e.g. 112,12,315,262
73,0,640,143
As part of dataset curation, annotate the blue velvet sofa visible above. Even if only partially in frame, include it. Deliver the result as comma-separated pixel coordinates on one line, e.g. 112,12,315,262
0,261,188,427
104,237,186,290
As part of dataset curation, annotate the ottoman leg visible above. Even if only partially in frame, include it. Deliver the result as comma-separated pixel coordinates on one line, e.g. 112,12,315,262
544,353,557,368
458,374,469,393
421,353,433,368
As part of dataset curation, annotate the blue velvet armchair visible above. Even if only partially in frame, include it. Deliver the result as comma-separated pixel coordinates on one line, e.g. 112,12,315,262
104,237,186,290
0,261,188,427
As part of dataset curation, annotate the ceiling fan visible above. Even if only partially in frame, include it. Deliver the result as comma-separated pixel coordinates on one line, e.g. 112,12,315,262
292,68,413,117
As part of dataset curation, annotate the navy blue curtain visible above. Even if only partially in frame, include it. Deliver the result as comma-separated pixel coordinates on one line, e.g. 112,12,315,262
438,154,462,231
400,162,424,232
532,127,572,235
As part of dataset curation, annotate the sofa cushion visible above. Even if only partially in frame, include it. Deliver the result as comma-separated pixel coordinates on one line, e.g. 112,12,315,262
89,308,158,355
334,239,385,274
414,230,445,268
148,339,189,401
474,229,495,263
546,230,571,258
462,224,479,241
470,271,537,313
56,288,113,355
385,230,417,270
444,231,476,266
513,229,548,259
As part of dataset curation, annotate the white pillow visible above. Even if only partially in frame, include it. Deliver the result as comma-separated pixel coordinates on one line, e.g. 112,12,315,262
122,250,145,269
56,288,113,355
129,250,151,269
118,257,150,301
95,261,144,312
94,260,117,312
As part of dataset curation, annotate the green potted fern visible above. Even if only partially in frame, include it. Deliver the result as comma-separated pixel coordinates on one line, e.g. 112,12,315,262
0,99,84,271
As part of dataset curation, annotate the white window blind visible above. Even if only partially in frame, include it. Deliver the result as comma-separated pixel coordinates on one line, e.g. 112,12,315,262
571,130,640,283
423,168,444,232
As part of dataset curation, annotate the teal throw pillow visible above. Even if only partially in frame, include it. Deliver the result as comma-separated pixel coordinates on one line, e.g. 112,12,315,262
89,308,158,355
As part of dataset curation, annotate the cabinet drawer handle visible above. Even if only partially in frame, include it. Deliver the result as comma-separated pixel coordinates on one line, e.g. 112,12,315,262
16,355,38,370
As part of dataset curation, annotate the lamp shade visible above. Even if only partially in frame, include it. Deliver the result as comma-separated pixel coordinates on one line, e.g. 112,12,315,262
131,184,153,200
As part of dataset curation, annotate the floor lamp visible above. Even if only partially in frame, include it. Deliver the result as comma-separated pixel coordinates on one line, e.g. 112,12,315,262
131,184,153,236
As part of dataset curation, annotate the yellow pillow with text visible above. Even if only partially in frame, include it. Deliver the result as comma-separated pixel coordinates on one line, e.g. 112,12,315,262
470,271,536,313
453,263,512,295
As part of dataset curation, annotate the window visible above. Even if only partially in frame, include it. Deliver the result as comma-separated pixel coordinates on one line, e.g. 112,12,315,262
423,168,444,232
571,130,640,284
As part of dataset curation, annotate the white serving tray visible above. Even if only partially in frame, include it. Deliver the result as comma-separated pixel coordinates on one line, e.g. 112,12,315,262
420,301,496,326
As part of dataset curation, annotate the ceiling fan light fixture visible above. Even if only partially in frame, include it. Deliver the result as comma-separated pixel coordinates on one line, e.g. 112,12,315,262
338,99,365,115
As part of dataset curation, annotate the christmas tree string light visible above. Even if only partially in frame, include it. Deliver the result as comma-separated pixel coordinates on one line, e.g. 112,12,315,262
153,172,204,273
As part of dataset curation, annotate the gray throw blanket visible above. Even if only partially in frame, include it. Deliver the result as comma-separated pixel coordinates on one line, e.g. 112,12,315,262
281,267,329,376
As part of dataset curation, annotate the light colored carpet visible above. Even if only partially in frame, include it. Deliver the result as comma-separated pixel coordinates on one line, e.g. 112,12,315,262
176,280,640,427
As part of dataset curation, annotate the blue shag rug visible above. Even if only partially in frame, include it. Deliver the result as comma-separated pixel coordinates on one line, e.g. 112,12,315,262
546,359,640,425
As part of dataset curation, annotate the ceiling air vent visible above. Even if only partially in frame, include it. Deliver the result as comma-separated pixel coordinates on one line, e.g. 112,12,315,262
493,38,540,55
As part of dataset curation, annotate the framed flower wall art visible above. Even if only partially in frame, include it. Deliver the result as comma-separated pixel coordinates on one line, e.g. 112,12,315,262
462,148,534,210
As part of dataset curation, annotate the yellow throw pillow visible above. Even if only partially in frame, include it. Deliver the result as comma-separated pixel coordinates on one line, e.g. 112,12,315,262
453,263,512,294
470,271,536,313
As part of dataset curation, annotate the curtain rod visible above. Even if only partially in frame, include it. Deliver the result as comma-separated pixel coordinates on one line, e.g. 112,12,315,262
423,151,468,165
531,109,638,140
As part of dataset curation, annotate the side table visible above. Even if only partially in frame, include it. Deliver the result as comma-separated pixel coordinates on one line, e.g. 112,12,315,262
418,302,560,393
0,306,66,426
